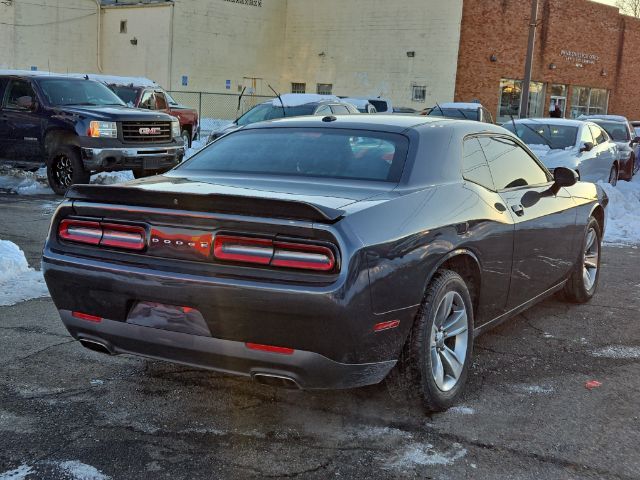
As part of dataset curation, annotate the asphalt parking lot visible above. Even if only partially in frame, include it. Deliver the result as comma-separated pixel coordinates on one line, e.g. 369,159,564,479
1,192,639,480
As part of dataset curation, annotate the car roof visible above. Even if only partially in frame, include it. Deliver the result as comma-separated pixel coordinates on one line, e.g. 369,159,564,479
243,114,508,135
579,114,628,123
438,102,484,110
510,118,585,128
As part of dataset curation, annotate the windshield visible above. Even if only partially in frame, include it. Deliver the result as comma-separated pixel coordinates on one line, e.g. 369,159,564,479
592,121,630,142
503,123,578,150
179,128,409,182
236,103,316,126
427,108,479,121
110,86,139,106
37,79,126,107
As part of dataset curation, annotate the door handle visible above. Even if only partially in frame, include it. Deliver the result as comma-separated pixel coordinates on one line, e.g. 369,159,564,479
510,204,525,216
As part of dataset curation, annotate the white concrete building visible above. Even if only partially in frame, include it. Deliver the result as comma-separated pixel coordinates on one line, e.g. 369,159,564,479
0,0,464,108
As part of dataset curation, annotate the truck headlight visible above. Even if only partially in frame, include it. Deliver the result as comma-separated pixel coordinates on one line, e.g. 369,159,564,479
171,120,181,139
88,121,117,138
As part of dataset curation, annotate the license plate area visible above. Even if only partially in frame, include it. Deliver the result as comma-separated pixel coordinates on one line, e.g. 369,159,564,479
143,157,162,170
126,302,211,337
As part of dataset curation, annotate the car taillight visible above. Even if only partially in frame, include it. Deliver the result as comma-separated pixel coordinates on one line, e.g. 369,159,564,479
58,219,146,251
213,235,336,272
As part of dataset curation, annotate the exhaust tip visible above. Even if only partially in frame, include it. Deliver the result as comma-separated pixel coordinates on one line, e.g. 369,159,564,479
79,338,113,355
252,373,300,389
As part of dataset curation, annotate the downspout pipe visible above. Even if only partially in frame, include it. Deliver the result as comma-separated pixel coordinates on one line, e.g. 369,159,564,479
93,0,103,72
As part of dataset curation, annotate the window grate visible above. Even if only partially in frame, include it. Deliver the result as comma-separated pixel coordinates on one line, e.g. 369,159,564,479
316,83,333,95
291,83,306,94
412,85,426,103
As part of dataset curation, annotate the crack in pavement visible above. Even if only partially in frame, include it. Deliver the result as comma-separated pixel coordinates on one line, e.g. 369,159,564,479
11,339,75,363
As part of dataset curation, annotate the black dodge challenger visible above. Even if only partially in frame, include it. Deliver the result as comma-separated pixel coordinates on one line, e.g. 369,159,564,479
43,115,608,411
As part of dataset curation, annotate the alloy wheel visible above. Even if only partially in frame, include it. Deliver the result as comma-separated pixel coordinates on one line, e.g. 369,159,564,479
181,131,190,149
430,291,469,392
53,155,73,188
583,227,599,291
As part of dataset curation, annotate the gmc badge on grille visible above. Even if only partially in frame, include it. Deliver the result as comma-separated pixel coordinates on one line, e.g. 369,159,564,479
139,127,161,135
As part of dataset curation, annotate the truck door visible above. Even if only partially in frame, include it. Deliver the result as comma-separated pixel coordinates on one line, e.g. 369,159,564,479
1,79,42,163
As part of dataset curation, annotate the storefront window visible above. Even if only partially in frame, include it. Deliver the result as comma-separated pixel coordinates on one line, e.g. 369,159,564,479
570,87,608,118
497,79,545,122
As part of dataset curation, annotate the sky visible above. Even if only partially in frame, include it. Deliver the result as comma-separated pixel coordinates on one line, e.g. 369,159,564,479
592,0,618,6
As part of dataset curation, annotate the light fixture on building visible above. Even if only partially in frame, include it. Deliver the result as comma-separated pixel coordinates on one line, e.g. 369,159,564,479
406,51,415,58
601,69,607,77
318,51,326,57
490,54,497,62
549,63,557,70
130,37,138,46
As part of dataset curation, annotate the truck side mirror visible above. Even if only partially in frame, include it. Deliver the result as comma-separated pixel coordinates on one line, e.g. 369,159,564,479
580,142,594,153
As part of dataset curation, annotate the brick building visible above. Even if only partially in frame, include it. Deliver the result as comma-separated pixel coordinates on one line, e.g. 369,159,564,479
455,0,640,122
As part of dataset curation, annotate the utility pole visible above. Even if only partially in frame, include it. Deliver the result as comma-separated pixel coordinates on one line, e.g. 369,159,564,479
519,0,539,118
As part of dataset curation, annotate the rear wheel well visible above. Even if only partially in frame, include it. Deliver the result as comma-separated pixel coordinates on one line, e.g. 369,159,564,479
439,254,481,323
592,205,605,234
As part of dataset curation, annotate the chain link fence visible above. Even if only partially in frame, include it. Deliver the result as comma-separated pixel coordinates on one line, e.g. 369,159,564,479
168,91,272,135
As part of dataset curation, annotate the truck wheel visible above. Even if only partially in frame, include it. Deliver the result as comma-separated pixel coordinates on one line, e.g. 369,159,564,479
47,146,90,195
387,270,474,412
181,130,191,149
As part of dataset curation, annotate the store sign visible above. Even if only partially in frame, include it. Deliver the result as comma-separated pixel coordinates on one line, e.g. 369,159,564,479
223,0,262,6
560,50,599,65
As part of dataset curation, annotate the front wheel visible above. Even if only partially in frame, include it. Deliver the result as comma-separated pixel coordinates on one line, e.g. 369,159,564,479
47,146,90,196
608,164,618,186
389,270,474,412
563,217,602,303
181,130,191,149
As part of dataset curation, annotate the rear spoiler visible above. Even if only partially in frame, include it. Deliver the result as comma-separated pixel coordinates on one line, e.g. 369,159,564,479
65,184,344,223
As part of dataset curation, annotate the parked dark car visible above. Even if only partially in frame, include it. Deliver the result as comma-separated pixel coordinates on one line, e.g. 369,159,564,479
106,80,199,148
43,115,607,411
579,114,639,180
207,94,359,142
0,72,184,194
424,102,494,124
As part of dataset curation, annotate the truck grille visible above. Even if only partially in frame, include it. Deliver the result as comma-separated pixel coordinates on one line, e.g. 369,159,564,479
122,121,172,143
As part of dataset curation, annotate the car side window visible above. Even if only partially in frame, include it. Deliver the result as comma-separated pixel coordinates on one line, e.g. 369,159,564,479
315,105,332,116
139,90,154,109
580,126,595,146
589,125,607,145
462,137,495,191
3,80,37,111
479,136,549,190
331,105,350,115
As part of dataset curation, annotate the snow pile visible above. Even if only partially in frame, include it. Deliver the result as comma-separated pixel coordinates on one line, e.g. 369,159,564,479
0,167,52,195
599,175,640,245
592,346,640,359
57,461,111,480
0,240,50,306
0,461,110,480
389,442,467,468
0,465,33,480
200,118,233,135
90,170,135,185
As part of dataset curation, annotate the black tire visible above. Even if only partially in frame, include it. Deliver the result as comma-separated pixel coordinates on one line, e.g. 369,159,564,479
608,164,618,186
387,269,474,412
47,146,90,196
563,217,602,303
181,130,191,149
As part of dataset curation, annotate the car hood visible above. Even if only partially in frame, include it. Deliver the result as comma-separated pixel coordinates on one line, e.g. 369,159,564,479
53,105,174,122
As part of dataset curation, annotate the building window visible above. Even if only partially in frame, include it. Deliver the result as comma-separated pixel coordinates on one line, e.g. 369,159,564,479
570,87,608,118
497,79,545,123
412,85,426,102
316,83,333,95
120,20,127,34
291,83,306,94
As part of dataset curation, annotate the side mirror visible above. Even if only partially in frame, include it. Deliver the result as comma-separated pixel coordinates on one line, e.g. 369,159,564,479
633,137,640,145
16,96,35,110
553,166,579,187
580,141,594,153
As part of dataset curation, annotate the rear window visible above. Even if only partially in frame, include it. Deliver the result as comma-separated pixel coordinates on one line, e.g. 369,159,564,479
428,108,479,121
179,128,409,182
503,123,578,150
110,86,139,106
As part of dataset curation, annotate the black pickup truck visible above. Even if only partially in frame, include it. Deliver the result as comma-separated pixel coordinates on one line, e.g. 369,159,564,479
0,72,185,194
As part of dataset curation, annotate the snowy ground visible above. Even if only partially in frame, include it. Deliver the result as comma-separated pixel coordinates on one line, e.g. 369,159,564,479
0,240,49,306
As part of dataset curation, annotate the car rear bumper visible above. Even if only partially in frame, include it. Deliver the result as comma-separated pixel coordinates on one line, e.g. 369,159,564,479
58,309,396,390
80,145,184,172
